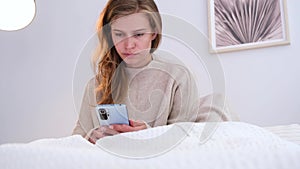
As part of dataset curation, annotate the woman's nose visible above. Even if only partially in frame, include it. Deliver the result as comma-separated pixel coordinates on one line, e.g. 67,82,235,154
124,36,136,49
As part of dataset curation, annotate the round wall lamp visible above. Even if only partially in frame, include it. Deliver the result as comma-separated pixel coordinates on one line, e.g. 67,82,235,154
0,0,36,31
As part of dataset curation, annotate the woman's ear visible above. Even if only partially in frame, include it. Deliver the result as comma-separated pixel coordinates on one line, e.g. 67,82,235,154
151,32,157,40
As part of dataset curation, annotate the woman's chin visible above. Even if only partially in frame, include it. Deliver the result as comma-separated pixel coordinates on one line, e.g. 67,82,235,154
122,53,151,68
124,60,138,67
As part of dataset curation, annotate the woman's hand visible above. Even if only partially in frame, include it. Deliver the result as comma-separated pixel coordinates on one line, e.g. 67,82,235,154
111,119,147,132
86,120,147,144
86,126,119,144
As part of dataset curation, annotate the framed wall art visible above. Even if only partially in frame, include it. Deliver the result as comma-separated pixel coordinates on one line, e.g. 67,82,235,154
208,0,290,53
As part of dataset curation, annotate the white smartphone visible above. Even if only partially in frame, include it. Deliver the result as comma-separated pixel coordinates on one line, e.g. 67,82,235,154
95,104,129,126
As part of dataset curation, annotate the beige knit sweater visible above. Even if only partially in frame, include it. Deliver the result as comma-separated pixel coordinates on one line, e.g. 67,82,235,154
72,56,235,137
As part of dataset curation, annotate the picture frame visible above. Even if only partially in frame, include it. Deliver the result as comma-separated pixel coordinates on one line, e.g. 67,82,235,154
208,0,290,53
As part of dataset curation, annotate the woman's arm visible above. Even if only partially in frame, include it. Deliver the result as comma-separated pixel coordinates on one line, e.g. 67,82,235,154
166,66,199,124
72,79,95,137
166,66,236,123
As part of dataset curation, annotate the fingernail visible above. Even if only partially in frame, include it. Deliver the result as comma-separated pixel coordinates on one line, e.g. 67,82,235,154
109,125,114,129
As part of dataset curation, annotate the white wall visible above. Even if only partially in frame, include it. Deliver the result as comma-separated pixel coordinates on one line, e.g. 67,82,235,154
0,0,299,144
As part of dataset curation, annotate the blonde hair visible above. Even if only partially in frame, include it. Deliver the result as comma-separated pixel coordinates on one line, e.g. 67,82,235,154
93,0,162,104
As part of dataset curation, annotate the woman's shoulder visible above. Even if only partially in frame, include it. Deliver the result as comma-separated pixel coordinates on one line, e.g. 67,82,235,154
151,55,197,92
83,76,99,91
151,55,191,76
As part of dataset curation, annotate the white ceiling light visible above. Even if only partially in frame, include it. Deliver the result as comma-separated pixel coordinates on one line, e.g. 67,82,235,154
0,0,36,31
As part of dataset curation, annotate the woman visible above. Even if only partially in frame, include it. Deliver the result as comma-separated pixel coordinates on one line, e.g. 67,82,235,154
72,0,230,144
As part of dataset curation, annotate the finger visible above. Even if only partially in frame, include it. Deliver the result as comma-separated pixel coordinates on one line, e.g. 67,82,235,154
111,124,136,132
98,126,119,135
129,119,144,127
134,124,147,130
88,136,96,144
88,126,120,144
88,131,102,144
112,123,147,132
90,128,105,140
131,123,147,130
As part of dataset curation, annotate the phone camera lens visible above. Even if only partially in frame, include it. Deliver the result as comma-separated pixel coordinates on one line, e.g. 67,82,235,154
98,108,109,120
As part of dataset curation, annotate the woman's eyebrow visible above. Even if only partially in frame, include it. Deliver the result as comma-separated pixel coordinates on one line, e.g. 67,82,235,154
111,29,123,32
133,28,147,32
112,28,148,32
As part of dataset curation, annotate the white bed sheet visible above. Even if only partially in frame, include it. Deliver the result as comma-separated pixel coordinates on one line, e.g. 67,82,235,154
0,122,300,169
264,124,300,145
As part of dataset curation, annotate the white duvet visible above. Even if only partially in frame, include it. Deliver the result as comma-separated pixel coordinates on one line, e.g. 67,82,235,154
1,122,300,169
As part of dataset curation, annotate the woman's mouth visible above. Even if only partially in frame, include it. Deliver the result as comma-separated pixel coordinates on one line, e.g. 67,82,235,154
123,53,137,58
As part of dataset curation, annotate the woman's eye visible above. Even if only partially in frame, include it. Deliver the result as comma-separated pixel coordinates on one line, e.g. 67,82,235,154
134,33,144,37
114,33,123,37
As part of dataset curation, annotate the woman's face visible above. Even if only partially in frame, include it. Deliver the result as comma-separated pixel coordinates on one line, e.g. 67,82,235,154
111,13,156,68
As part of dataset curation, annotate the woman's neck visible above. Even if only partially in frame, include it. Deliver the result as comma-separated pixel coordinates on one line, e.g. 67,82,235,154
125,54,153,68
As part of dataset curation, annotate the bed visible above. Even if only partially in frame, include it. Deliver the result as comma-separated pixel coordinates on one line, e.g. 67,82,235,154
1,122,299,169
263,124,300,145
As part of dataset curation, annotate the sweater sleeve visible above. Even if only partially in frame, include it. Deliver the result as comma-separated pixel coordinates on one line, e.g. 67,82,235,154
72,79,96,137
166,66,238,124
166,66,199,124
193,93,239,122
